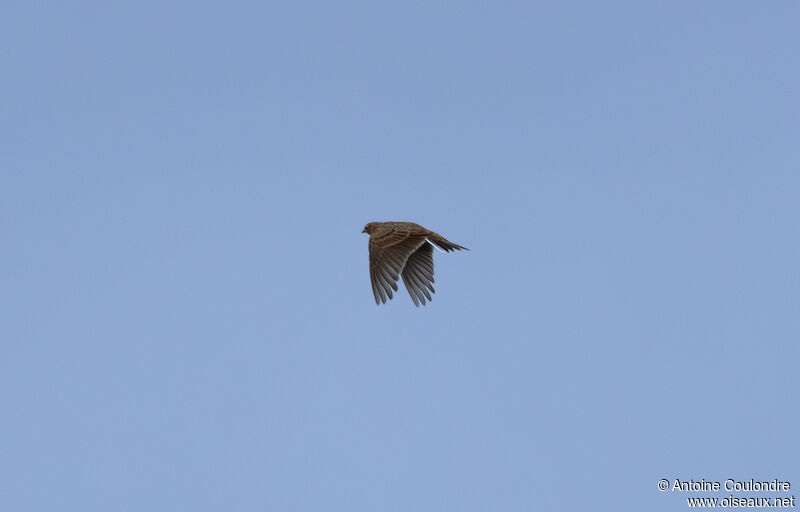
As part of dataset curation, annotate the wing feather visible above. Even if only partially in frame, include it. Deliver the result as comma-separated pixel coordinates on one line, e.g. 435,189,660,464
368,227,429,305
401,242,436,307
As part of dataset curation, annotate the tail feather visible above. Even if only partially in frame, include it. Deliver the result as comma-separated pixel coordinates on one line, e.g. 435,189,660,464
427,233,469,252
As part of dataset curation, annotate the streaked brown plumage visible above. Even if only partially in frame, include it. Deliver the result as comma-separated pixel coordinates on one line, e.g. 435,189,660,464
362,221,468,306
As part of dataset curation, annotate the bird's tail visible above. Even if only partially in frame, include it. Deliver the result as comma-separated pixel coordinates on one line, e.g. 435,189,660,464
427,233,469,252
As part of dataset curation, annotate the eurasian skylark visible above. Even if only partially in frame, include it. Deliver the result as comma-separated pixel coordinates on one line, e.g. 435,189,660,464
362,221,468,306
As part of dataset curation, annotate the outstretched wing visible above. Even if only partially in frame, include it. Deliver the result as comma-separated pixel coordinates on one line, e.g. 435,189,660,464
368,227,428,305
401,242,436,307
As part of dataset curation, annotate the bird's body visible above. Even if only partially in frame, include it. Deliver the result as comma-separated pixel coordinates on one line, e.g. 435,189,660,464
362,221,468,306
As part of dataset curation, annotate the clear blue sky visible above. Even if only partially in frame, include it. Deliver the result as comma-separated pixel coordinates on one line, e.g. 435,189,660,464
2,2,798,510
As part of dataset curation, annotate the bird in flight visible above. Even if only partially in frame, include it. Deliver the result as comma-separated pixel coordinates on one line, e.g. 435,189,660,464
362,221,468,306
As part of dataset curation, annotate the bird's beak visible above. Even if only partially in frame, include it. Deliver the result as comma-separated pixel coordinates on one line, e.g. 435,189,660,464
361,228,367,233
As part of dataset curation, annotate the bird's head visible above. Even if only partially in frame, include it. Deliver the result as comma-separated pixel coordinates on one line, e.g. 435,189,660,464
362,222,376,234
